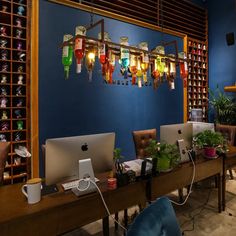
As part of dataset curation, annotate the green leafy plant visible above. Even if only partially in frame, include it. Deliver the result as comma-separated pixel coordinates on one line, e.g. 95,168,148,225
193,130,227,153
113,148,124,174
145,140,180,172
209,88,236,125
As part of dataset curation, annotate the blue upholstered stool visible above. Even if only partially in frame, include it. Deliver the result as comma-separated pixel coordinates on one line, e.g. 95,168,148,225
126,197,181,236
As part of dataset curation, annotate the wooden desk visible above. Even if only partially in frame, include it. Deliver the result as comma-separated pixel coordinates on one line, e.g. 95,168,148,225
222,146,236,211
0,157,224,236
149,156,223,212
0,178,146,236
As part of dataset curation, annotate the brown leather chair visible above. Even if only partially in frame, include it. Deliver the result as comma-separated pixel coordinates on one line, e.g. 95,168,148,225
215,124,236,179
132,129,157,159
0,142,10,185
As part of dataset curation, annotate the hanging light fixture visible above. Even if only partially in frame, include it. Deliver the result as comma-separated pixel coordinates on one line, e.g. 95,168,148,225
60,0,188,90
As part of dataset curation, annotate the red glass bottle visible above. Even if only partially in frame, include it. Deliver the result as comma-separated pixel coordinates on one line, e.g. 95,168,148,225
74,26,86,74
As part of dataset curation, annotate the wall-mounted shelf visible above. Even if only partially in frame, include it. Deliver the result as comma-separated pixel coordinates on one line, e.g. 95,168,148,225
0,0,31,185
224,85,236,93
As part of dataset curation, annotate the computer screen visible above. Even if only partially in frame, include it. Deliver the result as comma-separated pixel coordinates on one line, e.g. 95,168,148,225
187,121,215,136
160,123,193,150
45,132,115,185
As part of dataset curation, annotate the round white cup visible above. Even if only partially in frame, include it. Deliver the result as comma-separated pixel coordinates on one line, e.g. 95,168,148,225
21,178,42,204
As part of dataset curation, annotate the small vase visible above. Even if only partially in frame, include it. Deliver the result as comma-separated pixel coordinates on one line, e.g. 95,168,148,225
204,147,217,158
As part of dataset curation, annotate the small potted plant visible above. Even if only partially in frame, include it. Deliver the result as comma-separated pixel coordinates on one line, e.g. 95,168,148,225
146,140,180,172
193,130,227,158
113,148,128,186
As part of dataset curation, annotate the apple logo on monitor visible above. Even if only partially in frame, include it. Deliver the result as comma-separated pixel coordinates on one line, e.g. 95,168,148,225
81,143,88,151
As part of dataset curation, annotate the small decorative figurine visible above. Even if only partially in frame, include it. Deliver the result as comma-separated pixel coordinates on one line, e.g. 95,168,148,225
16,29,23,38
2,6,8,12
17,65,23,73
17,120,23,130
16,99,23,107
1,87,7,96
15,18,22,28
17,6,25,16
17,75,23,85
2,110,8,119
0,26,7,36
16,86,22,96
1,122,9,131
1,64,8,72
14,109,22,118
15,132,21,141
17,51,25,61
0,134,7,142
1,74,7,83
0,39,7,48
1,50,8,60
0,97,7,108
17,41,22,50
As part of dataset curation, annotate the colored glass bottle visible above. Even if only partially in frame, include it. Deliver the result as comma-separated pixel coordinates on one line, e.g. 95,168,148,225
120,36,130,79
98,32,111,78
129,46,138,85
74,26,86,74
62,34,73,79
178,52,188,87
139,42,149,83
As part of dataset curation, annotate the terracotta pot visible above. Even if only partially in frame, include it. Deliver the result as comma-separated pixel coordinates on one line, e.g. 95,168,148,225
204,147,216,158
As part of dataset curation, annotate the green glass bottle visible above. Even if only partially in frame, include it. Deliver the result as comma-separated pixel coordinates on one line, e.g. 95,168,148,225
62,34,73,79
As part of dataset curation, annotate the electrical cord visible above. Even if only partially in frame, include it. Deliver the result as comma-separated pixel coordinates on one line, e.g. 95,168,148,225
170,150,196,206
76,178,127,232
181,187,212,235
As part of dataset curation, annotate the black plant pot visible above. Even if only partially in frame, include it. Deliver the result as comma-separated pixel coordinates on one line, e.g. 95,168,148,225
116,172,129,187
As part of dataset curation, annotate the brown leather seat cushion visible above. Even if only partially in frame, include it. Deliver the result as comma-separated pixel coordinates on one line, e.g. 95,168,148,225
132,129,157,159
0,142,10,184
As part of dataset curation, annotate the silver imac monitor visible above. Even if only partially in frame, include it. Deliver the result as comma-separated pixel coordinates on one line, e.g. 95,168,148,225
187,121,215,136
160,123,193,150
45,132,115,185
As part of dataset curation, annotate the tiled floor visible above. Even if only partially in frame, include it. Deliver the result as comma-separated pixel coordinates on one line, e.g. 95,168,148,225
63,173,236,236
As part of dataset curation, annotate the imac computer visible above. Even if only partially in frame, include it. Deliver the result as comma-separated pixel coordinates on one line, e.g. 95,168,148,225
187,121,215,136
160,123,193,162
45,132,115,185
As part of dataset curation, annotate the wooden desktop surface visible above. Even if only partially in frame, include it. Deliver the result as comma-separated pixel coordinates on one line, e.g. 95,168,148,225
0,174,146,236
0,155,225,236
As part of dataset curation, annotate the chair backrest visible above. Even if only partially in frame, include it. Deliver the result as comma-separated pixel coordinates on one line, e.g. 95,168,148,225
0,142,10,185
132,129,157,159
126,197,182,236
215,124,236,146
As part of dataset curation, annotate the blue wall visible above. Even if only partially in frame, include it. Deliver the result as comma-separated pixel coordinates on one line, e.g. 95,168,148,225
207,0,236,92
39,1,184,175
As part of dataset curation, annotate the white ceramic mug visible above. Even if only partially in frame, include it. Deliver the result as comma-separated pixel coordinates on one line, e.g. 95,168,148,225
21,178,42,204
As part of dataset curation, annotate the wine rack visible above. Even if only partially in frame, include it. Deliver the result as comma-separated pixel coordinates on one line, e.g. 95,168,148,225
187,38,208,121
0,0,31,184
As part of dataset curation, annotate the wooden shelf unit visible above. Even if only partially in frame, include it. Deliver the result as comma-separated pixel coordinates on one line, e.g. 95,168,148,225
187,37,208,121
0,0,31,185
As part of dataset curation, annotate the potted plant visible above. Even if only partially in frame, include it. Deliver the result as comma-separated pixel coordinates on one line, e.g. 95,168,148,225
145,140,180,172
113,148,128,186
209,88,236,125
193,130,227,158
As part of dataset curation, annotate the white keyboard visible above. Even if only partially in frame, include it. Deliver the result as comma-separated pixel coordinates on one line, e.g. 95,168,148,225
62,178,99,191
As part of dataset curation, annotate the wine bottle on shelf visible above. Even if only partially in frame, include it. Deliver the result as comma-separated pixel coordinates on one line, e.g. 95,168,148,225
62,34,73,79
74,26,86,74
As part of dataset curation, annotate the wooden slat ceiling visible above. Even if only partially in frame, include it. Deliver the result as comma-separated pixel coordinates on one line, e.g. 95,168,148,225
58,0,207,41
